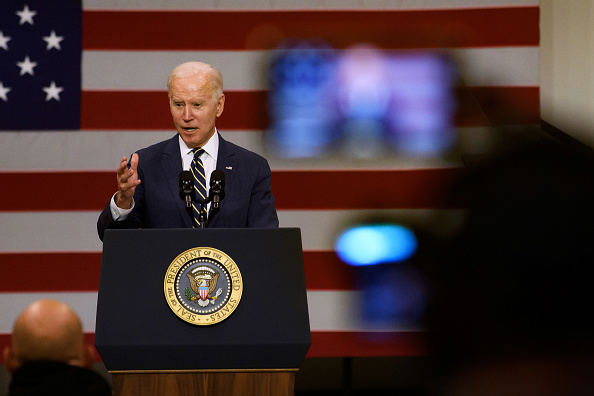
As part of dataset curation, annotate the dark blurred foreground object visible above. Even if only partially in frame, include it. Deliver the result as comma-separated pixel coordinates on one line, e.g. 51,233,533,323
9,361,111,396
426,134,594,395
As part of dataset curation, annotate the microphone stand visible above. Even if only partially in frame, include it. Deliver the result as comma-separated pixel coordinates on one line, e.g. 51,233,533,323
197,200,209,228
182,196,208,228
196,178,225,228
179,170,220,228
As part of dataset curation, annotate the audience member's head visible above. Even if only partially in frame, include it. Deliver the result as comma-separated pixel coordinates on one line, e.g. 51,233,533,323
4,299,93,372
3,299,111,396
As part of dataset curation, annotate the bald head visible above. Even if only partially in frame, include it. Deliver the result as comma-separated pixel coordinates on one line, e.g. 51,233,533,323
4,300,91,372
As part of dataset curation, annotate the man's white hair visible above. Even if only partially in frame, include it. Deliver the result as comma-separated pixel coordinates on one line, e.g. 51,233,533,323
167,62,224,101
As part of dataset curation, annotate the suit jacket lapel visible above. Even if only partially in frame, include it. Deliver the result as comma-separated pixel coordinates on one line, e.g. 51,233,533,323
210,134,237,226
161,135,194,228
216,133,237,171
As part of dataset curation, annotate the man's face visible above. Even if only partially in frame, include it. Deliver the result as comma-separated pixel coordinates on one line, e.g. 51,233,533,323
169,74,225,148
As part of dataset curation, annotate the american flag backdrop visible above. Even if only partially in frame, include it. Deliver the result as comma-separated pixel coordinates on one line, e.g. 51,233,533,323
0,0,539,362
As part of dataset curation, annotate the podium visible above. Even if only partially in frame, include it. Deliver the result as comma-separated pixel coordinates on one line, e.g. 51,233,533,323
95,228,311,396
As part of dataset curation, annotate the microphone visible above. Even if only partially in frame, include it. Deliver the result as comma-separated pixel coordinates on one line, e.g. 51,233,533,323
209,170,226,209
179,171,194,208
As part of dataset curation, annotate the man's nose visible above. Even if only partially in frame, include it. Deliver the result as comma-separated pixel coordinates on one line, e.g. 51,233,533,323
182,106,193,121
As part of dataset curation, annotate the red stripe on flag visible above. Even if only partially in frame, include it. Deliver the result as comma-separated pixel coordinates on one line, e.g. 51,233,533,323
80,91,268,131
307,331,429,357
0,171,116,212
0,168,465,212
303,251,355,291
0,251,353,292
81,87,538,130
82,8,539,50
271,169,464,210
0,253,102,292
0,331,427,363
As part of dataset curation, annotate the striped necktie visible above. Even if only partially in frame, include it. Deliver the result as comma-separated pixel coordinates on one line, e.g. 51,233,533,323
191,148,207,227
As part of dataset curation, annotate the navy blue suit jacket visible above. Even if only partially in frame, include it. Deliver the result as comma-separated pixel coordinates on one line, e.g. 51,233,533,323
97,134,278,241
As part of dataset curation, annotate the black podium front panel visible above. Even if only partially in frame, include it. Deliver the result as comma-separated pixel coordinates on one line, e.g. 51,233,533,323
95,228,311,371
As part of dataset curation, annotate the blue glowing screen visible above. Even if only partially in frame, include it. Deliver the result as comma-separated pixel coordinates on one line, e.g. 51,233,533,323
335,224,418,266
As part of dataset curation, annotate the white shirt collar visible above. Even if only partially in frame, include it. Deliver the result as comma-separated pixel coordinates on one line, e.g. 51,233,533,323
178,129,219,161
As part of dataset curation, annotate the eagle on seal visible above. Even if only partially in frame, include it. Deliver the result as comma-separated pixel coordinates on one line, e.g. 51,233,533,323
187,266,220,301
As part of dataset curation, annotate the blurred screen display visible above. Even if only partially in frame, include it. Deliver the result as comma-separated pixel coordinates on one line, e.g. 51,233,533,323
335,222,427,327
266,43,458,159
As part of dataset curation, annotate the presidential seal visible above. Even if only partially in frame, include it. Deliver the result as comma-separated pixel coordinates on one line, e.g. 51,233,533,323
164,247,243,325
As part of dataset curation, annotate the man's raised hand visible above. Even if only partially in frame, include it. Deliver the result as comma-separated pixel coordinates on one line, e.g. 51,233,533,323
114,153,141,209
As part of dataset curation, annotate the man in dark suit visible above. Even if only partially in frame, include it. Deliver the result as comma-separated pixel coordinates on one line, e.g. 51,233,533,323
97,62,278,241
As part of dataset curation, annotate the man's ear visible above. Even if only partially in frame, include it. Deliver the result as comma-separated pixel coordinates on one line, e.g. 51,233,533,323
83,344,96,368
216,94,225,117
66,344,95,368
4,346,20,374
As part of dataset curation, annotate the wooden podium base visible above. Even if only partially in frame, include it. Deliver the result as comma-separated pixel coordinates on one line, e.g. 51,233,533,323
111,369,297,396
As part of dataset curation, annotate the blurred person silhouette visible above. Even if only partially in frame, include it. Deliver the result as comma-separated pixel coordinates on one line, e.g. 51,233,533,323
3,299,111,396
424,132,594,396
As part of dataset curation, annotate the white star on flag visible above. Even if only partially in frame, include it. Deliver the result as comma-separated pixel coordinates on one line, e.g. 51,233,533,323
42,81,64,101
43,30,64,51
17,56,38,76
16,5,37,26
0,82,11,102
0,31,11,51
